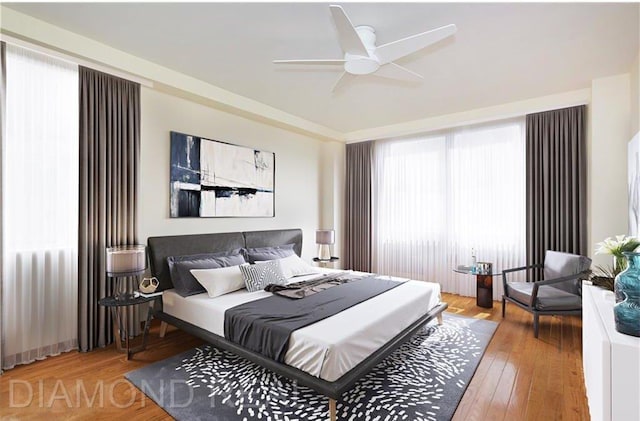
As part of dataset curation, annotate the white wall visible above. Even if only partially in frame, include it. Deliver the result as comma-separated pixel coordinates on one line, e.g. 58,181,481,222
589,74,631,267
631,51,640,136
139,87,340,262
318,141,346,266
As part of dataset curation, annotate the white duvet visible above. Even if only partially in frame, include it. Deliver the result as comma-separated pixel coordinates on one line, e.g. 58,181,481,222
162,269,441,382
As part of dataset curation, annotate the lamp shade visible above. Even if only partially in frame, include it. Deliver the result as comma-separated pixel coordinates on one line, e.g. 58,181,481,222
316,229,335,245
106,245,146,275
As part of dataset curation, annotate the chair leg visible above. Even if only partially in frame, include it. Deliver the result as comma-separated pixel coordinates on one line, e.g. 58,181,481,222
502,297,506,318
533,314,539,338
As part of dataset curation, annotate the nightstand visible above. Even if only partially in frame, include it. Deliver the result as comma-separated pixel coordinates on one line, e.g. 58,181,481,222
313,257,339,268
98,294,160,360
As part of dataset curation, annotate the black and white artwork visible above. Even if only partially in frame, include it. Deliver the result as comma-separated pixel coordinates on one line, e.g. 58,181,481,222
630,131,640,236
170,131,275,217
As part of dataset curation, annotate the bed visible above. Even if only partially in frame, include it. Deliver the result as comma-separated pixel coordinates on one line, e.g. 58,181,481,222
148,229,447,419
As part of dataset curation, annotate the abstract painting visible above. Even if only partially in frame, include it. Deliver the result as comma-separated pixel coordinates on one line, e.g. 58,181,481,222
170,131,275,217
629,131,640,236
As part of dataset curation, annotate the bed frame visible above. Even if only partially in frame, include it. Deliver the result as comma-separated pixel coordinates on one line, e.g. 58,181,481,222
147,229,448,420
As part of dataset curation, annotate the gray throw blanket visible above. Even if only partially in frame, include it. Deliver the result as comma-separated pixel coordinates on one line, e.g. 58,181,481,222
224,275,403,362
264,272,361,299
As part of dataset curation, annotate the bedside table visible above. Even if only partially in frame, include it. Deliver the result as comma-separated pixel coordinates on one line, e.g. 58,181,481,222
98,294,160,360
313,257,339,268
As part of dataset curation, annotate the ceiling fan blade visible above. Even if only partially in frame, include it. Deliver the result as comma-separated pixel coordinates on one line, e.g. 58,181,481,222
375,24,457,64
329,5,369,56
331,71,353,93
273,59,346,65
374,62,424,82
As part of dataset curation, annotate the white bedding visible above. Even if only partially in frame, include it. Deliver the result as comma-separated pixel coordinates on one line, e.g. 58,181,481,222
162,269,441,381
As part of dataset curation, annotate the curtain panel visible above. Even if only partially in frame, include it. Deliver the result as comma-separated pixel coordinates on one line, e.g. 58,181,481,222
2,44,79,369
78,67,141,351
344,141,373,272
526,105,587,271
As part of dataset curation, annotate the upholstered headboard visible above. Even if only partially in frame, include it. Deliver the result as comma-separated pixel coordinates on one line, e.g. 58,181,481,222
147,228,303,291
243,229,303,257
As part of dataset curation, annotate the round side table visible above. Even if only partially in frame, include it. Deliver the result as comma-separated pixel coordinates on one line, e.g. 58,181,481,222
98,294,161,360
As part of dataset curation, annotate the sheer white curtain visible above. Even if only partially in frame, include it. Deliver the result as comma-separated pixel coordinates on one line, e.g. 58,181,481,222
373,133,448,282
2,45,78,369
373,119,526,300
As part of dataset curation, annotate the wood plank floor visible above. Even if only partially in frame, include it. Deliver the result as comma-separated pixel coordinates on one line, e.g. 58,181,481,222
0,293,589,420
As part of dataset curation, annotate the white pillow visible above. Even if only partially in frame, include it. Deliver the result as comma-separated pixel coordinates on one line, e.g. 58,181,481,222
190,265,245,298
257,254,319,279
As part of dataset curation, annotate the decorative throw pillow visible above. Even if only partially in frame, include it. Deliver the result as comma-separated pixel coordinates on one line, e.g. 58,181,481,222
167,250,246,297
239,260,287,292
257,254,318,279
190,265,245,298
243,243,296,264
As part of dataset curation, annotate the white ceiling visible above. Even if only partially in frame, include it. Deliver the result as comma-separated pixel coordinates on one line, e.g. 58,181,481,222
5,2,640,133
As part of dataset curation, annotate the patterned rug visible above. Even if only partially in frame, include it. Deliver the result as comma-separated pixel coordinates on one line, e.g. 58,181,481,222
126,314,497,421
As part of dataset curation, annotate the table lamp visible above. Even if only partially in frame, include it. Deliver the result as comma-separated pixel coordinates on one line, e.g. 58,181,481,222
106,245,146,300
316,229,335,261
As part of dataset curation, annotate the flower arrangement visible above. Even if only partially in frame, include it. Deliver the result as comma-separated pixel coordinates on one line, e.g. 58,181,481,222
591,235,640,290
595,235,640,272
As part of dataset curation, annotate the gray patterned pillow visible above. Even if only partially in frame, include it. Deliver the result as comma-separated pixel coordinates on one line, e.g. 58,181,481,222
239,261,287,292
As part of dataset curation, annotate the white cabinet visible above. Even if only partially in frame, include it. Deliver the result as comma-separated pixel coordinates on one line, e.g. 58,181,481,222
582,285,640,421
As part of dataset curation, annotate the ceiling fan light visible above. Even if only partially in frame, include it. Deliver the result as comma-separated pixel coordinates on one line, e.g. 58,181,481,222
345,56,380,75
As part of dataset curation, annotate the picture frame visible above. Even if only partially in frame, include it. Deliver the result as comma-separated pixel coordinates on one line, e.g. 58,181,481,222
170,131,275,218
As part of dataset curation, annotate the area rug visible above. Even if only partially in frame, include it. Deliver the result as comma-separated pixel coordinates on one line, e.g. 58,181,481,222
125,314,497,421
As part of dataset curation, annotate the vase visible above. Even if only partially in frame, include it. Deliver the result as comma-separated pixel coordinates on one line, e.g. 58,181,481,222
613,252,640,337
613,255,628,274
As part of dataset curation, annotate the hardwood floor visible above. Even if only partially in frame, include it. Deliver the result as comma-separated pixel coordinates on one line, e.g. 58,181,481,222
0,293,589,420
446,294,589,421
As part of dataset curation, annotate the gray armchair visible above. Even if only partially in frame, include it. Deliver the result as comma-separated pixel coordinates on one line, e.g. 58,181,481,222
502,250,592,338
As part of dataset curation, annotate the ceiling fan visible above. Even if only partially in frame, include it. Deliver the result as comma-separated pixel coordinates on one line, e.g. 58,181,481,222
273,5,457,92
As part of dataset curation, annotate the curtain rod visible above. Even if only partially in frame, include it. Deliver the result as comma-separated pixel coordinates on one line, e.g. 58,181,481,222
0,34,153,88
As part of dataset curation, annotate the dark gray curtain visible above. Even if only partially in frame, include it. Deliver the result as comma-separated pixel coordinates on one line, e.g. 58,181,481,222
344,141,373,272
0,41,5,372
78,67,141,351
526,105,587,271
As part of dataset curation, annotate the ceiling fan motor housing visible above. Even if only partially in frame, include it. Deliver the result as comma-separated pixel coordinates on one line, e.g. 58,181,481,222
344,26,380,75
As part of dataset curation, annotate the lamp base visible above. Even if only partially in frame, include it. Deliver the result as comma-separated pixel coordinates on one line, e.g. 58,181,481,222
113,276,138,301
318,244,332,261
114,291,137,301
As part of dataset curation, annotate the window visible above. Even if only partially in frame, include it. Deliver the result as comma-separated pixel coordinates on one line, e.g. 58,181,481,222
2,44,78,369
373,119,525,299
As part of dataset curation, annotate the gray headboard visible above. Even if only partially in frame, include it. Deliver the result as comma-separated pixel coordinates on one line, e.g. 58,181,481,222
147,228,303,291
243,229,303,257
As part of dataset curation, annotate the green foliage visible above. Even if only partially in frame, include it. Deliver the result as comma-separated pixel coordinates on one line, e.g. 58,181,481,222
588,265,617,291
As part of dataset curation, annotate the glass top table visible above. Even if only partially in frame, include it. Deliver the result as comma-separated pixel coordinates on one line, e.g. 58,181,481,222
453,267,502,276
453,265,501,308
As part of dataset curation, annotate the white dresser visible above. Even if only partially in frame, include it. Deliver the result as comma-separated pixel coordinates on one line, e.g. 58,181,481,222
582,284,640,421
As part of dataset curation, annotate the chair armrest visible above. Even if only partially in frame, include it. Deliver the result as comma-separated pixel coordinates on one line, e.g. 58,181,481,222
530,270,590,306
502,263,543,274
502,263,544,294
